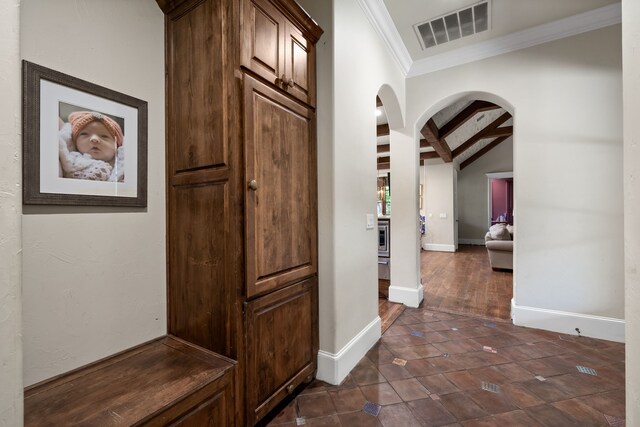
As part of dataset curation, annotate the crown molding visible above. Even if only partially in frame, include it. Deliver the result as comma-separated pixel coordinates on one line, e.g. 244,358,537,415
407,3,621,77
356,0,412,75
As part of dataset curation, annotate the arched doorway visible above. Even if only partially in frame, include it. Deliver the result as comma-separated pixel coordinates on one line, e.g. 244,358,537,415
416,92,515,320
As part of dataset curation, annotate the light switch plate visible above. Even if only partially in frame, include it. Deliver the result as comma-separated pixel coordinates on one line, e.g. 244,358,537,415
366,213,375,230
439,213,447,219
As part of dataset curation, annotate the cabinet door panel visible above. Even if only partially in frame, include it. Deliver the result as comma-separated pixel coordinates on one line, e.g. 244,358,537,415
169,184,230,354
242,0,285,87
244,76,317,297
285,24,313,106
245,279,318,423
169,0,227,172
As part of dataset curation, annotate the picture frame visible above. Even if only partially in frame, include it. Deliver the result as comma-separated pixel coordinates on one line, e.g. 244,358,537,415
22,61,148,207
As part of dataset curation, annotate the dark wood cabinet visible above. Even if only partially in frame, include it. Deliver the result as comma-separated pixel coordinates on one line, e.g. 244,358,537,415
241,0,319,106
243,75,317,298
158,0,322,424
245,278,318,423
24,337,236,427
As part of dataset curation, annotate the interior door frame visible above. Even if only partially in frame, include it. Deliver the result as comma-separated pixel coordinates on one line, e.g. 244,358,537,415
486,171,513,229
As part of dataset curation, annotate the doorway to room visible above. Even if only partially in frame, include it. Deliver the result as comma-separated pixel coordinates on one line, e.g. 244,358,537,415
418,94,514,320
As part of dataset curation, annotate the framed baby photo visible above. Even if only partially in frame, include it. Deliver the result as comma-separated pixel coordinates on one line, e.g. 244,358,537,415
22,61,148,207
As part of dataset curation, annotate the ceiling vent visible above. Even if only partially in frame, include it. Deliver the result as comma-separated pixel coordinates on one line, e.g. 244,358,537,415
414,1,490,50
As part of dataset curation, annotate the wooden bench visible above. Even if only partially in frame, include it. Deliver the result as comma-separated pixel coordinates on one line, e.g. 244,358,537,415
24,336,236,426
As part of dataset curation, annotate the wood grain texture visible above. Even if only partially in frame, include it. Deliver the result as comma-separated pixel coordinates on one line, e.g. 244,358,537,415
421,245,513,320
245,279,318,423
243,75,317,298
24,337,235,427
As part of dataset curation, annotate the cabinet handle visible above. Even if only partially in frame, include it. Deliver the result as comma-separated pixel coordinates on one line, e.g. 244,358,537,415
287,78,295,88
279,74,288,88
286,384,295,394
248,179,258,191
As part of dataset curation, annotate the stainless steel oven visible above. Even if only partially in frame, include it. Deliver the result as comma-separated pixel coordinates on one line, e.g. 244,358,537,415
378,219,390,258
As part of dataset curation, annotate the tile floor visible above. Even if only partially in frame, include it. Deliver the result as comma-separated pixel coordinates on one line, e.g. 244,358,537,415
266,307,626,426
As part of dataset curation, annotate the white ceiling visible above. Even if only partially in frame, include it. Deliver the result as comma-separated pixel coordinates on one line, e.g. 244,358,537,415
383,0,619,62
361,0,621,76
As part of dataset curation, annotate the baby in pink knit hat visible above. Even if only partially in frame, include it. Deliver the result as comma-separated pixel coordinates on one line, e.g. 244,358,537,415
58,111,125,182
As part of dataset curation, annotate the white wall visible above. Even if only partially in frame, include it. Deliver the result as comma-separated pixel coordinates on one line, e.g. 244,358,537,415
20,0,166,386
622,0,640,421
407,25,624,340
458,138,514,242
422,162,455,251
0,0,23,424
298,0,407,383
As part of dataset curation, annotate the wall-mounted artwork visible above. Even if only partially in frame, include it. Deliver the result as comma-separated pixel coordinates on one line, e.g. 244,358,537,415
22,61,147,207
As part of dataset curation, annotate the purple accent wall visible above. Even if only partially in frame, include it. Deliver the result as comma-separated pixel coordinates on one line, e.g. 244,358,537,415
491,178,513,223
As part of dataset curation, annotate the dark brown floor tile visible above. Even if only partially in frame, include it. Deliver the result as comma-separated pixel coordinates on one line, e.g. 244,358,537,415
328,387,368,413
305,414,342,426
297,391,337,419
517,378,573,403
530,341,570,357
382,334,429,348
457,327,495,339
337,411,381,426
335,374,358,390
552,398,610,426
517,356,575,378
467,366,511,386
367,344,397,365
439,392,488,421
577,392,626,419
488,363,534,383
525,404,582,426
378,363,413,381
601,388,626,405
422,331,450,343
404,358,442,377
466,388,518,414
551,373,617,398
391,344,442,360
351,364,387,386
406,398,457,426
444,371,480,390
500,383,545,409
360,383,403,406
424,321,457,332
428,355,468,372
300,379,329,395
383,325,413,337
432,339,480,355
594,362,625,385
449,353,490,370
389,378,430,401
378,402,422,427
417,374,460,395
476,333,524,349
267,400,297,425
480,410,545,426
498,345,537,362
437,330,467,341
463,350,511,367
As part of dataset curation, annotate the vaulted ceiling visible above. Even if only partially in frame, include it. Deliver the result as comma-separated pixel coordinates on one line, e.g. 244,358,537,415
376,98,513,171
374,0,620,170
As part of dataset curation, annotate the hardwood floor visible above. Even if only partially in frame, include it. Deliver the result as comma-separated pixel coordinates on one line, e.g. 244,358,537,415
421,245,512,320
378,298,404,334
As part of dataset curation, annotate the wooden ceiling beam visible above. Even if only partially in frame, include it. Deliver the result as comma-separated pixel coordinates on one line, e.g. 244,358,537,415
377,123,389,137
420,151,439,160
376,96,383,107
439,101,501,139
452,112,512,159
377,144,390,154
420,118,452,162
460,136,510,170
419,139,430,149
377,162,390,170
377,156,390,164
484,126,513,138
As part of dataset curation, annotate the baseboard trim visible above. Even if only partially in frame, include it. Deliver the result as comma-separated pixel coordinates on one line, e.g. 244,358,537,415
316,316,381,385
389,284,424,308
458,239,485,246
511,299,625,343
422,243,456,252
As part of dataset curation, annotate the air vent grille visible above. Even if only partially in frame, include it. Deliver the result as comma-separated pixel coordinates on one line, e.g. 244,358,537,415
414,1,490,50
